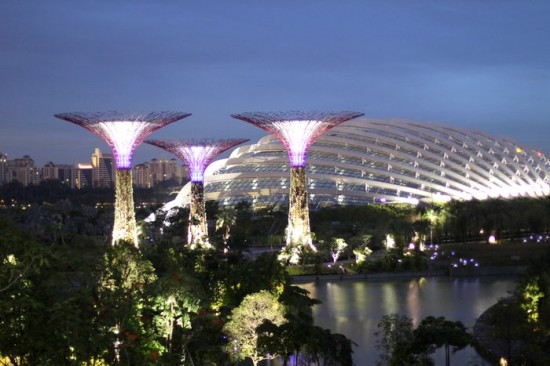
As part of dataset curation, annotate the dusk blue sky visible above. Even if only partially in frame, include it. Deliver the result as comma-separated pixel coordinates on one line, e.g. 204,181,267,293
1,0,549,166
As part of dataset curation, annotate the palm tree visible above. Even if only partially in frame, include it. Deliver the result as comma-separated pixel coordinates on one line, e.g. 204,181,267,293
422,205,449,244
216,208,237,249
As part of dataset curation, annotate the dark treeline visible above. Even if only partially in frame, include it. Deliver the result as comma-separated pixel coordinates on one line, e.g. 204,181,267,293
0,179,183,206
309,197,550,246
3,179,550,248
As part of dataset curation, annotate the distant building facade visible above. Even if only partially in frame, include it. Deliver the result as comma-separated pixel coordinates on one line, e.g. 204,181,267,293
4,155,41,186
73,163,93,189
0,152,7,184
41,161,59,181
132,157,187,188
91,148,115,188
0,149,186,189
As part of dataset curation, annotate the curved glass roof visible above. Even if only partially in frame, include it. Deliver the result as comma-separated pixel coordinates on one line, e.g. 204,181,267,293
173,119,550,208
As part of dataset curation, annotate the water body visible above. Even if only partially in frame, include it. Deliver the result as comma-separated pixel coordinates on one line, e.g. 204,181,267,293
299,276,516,366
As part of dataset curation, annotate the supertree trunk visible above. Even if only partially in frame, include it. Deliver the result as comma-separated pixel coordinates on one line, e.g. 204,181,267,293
113,169,138,246
189,181,209,248
287,167,313,249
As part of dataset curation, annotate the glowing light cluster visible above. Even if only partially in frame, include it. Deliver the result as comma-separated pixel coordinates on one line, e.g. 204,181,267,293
231,111,364,167
146,138,249,182
55,111,191,169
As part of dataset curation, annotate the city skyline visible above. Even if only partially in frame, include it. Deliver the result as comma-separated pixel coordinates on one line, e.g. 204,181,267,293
1,1,549,166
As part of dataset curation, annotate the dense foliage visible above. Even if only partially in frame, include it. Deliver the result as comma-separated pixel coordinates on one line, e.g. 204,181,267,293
475,248,550,365
375,314,472,366
3,184,550,365
0,203,354,365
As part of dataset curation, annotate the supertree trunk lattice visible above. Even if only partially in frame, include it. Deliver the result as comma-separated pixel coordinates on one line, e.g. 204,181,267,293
55,111,191,246
113,169,137,244
146,138,248,248
231,111,363,263
288,167,310,247
189,181,206,247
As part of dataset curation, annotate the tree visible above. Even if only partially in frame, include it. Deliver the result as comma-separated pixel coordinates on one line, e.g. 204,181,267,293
223,290,286,366
0,219,47,294
375,314,415,366
93,244,160,365
375,314,432,366
423,208,439,245
215,208,237,249
304,326,356,366
258,285,321,365
330,237,348,264
413,316,472,366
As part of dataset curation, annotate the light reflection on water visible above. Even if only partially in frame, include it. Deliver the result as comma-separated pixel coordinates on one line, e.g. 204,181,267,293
299,276,516,366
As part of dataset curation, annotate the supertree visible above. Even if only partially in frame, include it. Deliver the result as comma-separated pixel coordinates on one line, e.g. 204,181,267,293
55,111,191,246
145,138,249,249
231,111,364,263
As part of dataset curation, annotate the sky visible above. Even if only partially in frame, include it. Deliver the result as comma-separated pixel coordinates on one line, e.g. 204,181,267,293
1,0,549,167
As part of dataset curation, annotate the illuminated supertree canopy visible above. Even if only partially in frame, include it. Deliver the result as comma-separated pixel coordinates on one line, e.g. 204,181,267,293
55,111,191,169
231,111,363,263
231,111,364,167
55,111,191,246
146,138,250,182
145,138,249,248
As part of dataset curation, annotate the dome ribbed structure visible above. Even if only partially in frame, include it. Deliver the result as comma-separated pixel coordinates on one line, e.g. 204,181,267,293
176,118,549,209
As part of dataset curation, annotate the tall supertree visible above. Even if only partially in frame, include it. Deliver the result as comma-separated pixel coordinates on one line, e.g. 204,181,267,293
145,138,249,248
55,111,191,246
231,111,364,263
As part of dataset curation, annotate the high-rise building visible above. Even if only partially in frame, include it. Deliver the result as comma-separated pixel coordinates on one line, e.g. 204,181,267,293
91,148,115,188
0,152,7,184
73,163,93,189
41,161,59,181
133,163,150,188
132,158,187,188
56,164,73,186
7,155,40,186
148,158,183,185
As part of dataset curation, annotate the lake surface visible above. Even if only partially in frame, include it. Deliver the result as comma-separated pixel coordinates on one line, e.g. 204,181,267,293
298,275,516,366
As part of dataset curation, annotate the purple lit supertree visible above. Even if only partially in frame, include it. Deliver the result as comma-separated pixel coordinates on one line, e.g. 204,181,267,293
145,138,249,248
231,111,364,263
55,111,191,246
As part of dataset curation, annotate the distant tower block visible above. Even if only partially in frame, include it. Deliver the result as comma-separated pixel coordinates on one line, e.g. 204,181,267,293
55,111,191,246
231,111,363,262
146,138,249,248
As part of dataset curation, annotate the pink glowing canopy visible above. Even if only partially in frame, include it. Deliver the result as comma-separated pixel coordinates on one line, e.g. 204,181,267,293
145,138,249,182
231,111,364,167
55,111,191,169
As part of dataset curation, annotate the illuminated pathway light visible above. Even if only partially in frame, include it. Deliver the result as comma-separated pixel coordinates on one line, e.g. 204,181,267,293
55,111,191,246
146,138,248,249
231,111,363,263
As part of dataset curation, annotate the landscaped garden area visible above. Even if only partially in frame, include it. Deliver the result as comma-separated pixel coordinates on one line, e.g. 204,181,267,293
3,181,550,364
